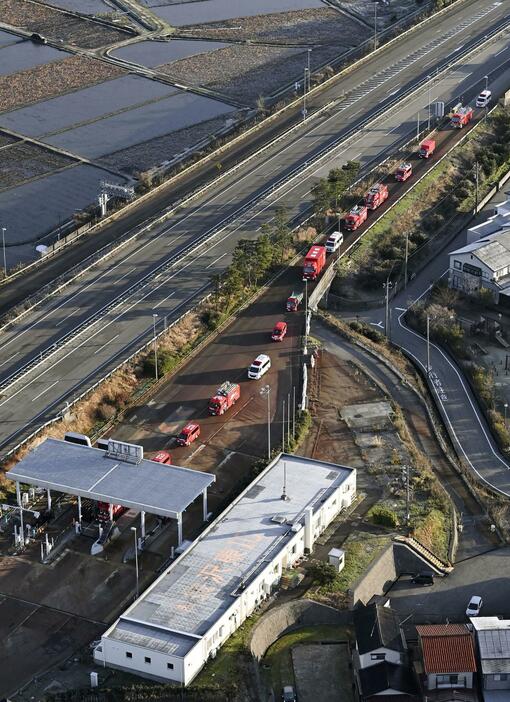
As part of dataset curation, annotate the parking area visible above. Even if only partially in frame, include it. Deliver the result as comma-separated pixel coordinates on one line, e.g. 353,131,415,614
387,546,510,625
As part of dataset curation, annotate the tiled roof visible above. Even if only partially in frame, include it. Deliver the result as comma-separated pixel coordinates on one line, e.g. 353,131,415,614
359,661,417,697
416,624,477,674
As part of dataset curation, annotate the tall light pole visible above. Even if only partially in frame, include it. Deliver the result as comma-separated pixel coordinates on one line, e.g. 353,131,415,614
426,314,431,376
484,74,489,91
307,48,312,92
1,227,6,278
505,403,508,428
383,279,393,338
152,313,159,381
303,67,308,122
427,75,432,130
292,386,296,440
260,385,271,460
416,112,420,141
282,400,286,452
404,232,409,289
373,2,379,51
131,526,139,599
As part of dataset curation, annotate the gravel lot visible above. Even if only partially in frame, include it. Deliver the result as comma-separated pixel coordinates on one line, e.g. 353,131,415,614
0,141,75,190
334,0,420,28
0,0,129,48
0,55,124,113
179,7,361,45
161,43,345,105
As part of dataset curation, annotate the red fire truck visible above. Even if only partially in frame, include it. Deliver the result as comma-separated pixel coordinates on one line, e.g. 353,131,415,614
451,106,473,128
395,162,412,182
208,381,240,416
419,139,436,158
176,423,201,446
286,291,303,311
365,183,389,210
303,245,326,281
152,451,172,464
344,204,368,231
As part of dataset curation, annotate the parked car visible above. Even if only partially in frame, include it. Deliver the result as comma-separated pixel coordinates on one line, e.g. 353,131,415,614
282,686,297,702
325,231,343,253
466,595,483,617
476,89,492,108
248,354,271,380
272,321,287,342
412,572,434,586
176,422,200,447
152,451,172,465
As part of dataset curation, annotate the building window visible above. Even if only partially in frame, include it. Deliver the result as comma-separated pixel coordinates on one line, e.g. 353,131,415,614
145,656,151,664
291,545,297,554
126,651,132,659
371,653,386,661
437,674,458,685
167,662,174,670
454,260,462,270
494,674,508,681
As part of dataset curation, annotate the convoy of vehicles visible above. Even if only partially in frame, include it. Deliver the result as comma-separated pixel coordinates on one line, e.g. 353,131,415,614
344,204,368,231
451,105,473,128
365,183,389,210
176,423,201,446
208,381,240,415
272,321,288,342
248,354,271,380
302,245,326,280
325,231,343,252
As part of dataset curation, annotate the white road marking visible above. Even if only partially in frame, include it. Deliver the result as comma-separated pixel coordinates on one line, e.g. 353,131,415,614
395,307,407,311
55,308,77,327
387,85,401,96
495,46,507,56
32,380,58,402
93,334,119,355
117,266,137,283
152,291,175,309
0,353,17,368
206,252,228,269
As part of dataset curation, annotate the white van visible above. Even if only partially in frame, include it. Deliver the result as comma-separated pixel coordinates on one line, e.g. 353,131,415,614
476,90,491,108
248,354,271,380
325,231,343,253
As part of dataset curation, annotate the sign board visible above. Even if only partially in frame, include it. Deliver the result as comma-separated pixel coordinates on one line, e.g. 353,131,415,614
434,101,445,118
463,262,482,277
107,439,143,464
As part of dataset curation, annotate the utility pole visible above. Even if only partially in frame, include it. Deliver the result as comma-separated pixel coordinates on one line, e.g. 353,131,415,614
404,465,410,527
152,313,159,381
416,112,420,141
303,67,308,122
383,279,392,337
373,1,378,50
304,279,309,355
287,392,291,446
292,386,296,440
260,385,271,459
404,232,409,289
426,314,431,376
427,76,432,130
474,161,480,213
307,48,312,92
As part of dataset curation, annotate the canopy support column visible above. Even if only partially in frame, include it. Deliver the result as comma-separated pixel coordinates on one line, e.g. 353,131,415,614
140,510,146,539
177,513,183,547
47,489,52,511
77,495,82,525
202,489,208,522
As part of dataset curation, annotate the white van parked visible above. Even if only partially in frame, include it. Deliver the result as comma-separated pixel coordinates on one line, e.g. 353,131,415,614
248,354,271,380
325,231,343,253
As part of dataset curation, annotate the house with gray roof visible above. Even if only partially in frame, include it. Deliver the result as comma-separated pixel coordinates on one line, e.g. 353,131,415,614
470,617,510,702
449,229,510,302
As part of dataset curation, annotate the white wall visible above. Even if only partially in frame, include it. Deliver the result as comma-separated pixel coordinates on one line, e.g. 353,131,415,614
426,672,473,689
97,638,185,684
359,647,402,669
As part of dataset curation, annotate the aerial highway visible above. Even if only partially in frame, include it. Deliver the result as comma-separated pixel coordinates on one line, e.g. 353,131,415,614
0,0,509,455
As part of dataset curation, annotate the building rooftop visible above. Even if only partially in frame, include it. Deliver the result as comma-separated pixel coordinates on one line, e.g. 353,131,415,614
450,229,510,273
471,620,510,674
107,454,355,657
354,603,405,655
7,438,214,519
359,661,417,697
416,624,477,674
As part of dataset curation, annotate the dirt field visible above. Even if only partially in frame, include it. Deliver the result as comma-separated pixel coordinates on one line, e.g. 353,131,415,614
159,43,342,106
0,141,76,190
0,55,124,113
178,7,362,45
334,0,420,28
100,113,230,175
0,0,130,48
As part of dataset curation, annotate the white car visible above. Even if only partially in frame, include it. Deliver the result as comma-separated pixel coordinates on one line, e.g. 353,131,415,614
248,354,271,380
476,90,491,108
466,595,483,617
325,231,343,253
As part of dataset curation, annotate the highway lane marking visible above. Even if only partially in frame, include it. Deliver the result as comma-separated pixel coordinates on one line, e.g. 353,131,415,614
55,308,77,327
395,307,407,311
1,8,503,359
387,85,401,96
206,252,228,269
32,380,58,402
153,291,176,309
0,353,17,368
117,266,137,282
93,334,119,355
495,47,507,56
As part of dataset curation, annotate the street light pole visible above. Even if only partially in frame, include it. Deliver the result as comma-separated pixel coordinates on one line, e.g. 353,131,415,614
426,314,431,376
427,76,432,130
304,278,309,355
307,48,312,92
505,403,508,428
260,385,271,460
282,400,286,451
484,74,489,91
1,227,6,278
131,526,139,598
404,232,409,289
303,67,308,122
152,313,159,381
383,280,392,338
373,2,378,51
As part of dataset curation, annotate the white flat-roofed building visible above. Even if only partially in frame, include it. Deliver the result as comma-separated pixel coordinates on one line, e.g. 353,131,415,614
94,453,356,685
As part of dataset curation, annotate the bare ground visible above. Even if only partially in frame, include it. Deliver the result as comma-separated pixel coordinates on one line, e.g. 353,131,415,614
159,43,342,105
177,7,361,46
0,0,130,48
0,55,124,113
0,141,76,190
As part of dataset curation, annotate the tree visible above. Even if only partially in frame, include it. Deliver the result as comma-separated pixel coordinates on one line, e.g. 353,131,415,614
305,559,338,587
311,178,332,216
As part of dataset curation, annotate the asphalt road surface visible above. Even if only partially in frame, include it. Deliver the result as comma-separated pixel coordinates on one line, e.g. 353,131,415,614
1,0,509,455
340,189,510,497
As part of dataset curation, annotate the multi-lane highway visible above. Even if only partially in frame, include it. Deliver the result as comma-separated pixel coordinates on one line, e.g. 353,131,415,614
1,0,509,455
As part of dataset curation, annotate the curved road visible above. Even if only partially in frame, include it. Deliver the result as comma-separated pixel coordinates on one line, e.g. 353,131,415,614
1,0,509,455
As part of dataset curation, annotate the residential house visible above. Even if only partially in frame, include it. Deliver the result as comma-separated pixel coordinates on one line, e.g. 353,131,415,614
470,616,510,702
416,624,478,696
358,661,418,702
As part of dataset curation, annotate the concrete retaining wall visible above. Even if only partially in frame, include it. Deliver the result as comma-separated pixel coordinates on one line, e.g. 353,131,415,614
249,599,348,660
348,544,397,608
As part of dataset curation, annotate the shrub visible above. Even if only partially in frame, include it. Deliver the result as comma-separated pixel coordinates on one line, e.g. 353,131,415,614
306,560,339,587
369,505,399,528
